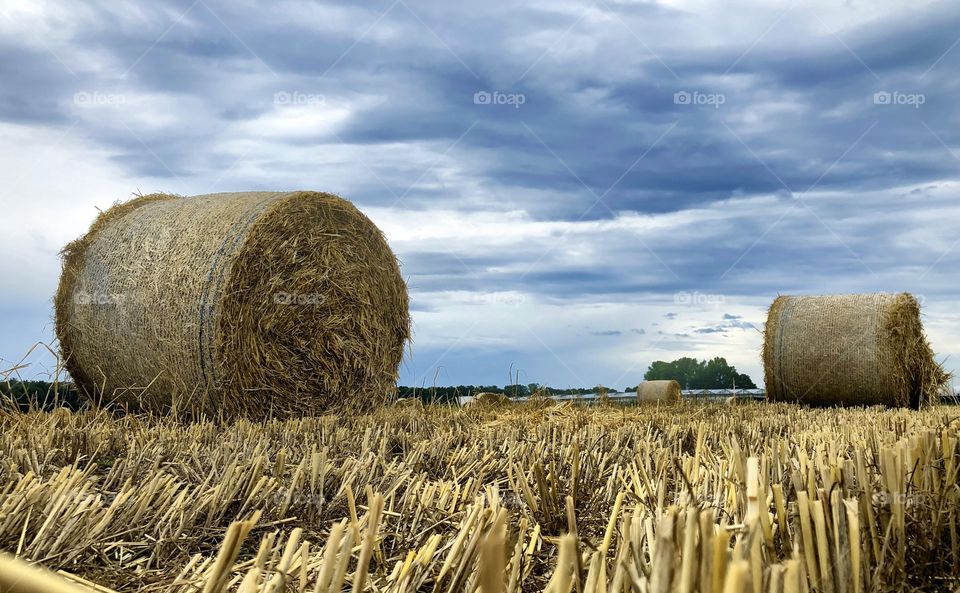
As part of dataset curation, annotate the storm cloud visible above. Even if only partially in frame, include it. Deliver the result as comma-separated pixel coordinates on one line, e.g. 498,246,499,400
1,0,958,388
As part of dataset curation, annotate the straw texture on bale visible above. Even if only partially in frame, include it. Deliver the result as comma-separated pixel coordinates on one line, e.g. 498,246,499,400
636,380,682,402
763,292,947,408
55,191,410,416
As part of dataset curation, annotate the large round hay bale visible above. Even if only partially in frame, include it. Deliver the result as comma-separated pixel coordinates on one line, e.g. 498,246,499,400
763,293,947,408
55,191,410,417
636,380,682,402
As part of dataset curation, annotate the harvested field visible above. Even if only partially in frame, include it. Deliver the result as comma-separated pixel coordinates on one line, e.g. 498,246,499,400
0,402,958,592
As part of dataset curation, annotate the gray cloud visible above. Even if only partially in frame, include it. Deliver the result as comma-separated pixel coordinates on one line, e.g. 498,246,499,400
2,0,959,386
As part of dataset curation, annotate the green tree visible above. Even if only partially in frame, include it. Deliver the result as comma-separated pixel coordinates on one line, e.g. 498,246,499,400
0,380,82,411
504,384,530,398
643,357,756,389
645,357,703,388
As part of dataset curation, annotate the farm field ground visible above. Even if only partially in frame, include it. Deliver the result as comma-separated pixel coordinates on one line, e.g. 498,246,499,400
1,401,958,592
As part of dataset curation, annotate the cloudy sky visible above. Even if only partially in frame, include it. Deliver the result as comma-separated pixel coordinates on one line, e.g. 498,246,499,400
2,0,959,390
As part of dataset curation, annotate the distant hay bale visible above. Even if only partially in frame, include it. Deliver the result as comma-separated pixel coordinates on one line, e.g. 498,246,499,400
526,395,555,409
471,392,510,406
637,380,682,402
763,293,948,408
392,398,424,410
55,191,410,417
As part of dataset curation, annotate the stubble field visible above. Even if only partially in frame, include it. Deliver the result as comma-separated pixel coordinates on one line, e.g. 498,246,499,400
0,401,958,592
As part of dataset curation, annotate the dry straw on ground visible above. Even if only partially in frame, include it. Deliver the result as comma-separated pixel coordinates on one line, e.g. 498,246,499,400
763,292,948,408
0,402,958,592
55,191,410,417
0,551,93,593
637,379,682,402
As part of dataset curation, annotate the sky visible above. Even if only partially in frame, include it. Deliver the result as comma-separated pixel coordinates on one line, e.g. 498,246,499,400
1,0,959,391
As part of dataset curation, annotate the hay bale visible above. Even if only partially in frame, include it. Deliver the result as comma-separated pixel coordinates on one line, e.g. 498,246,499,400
526,396,555,409
55,191,410,416
636,380,682,402
471,392,510,406
392,397,424,410
763,293,948,408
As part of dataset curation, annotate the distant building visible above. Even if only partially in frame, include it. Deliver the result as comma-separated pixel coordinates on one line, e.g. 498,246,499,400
683,388,766,400
458,388,768,406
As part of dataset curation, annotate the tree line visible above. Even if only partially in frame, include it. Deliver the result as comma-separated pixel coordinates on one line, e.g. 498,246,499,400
394,384,620,404
399,358,757,403
0,380,83,411
3,356,758,409
641,356,757,390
